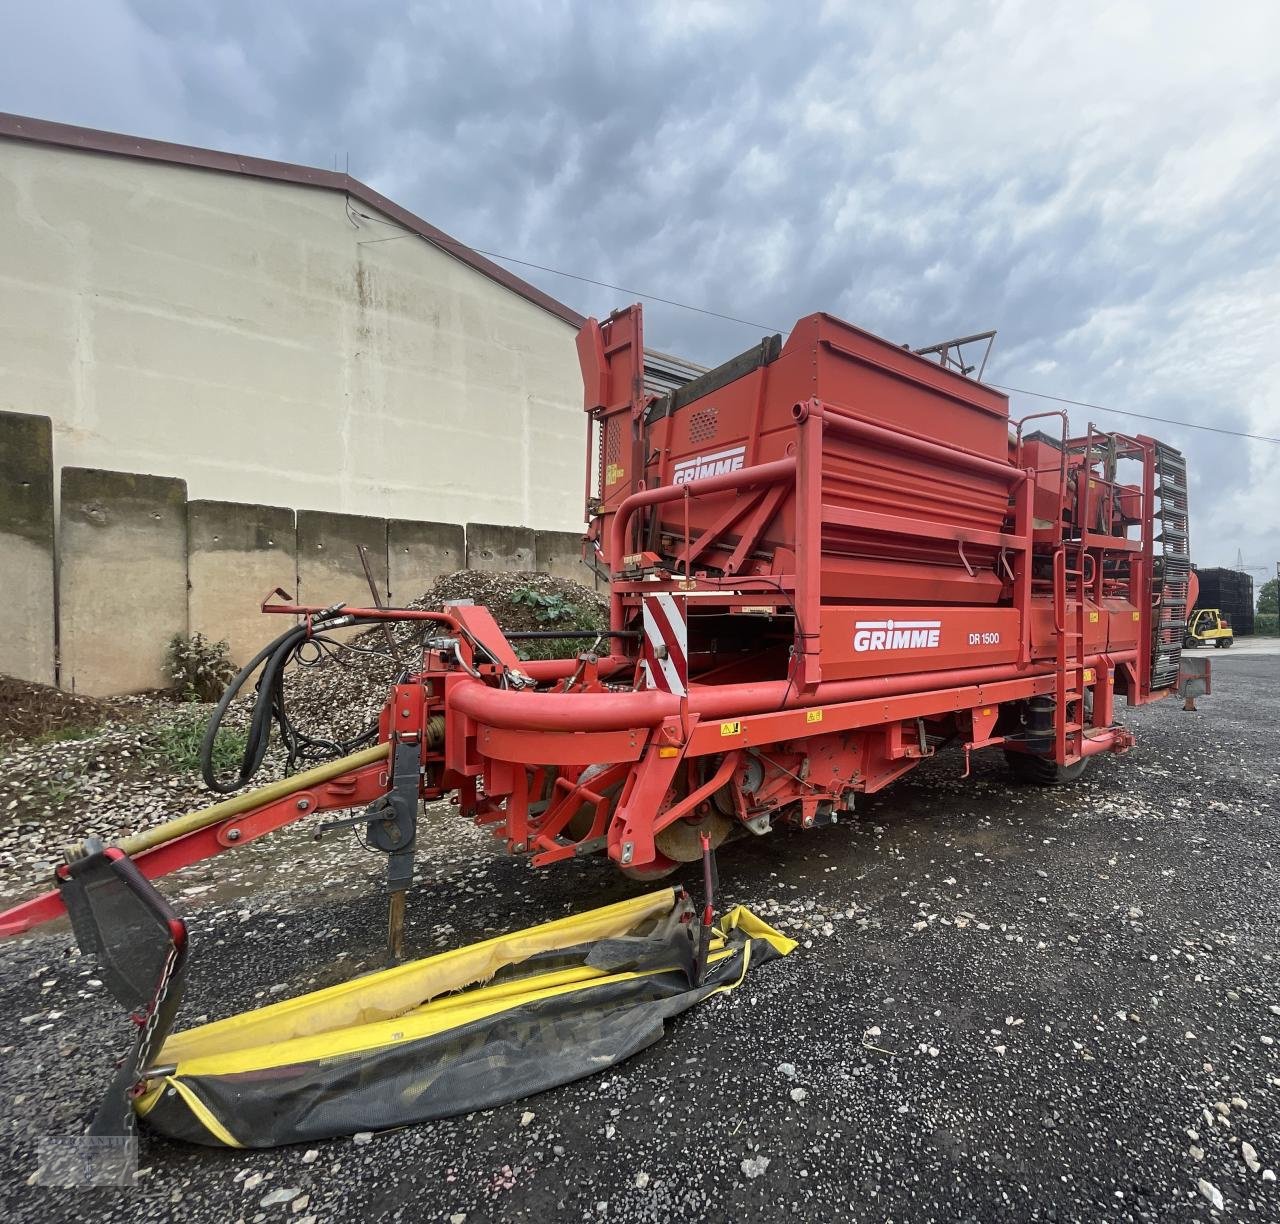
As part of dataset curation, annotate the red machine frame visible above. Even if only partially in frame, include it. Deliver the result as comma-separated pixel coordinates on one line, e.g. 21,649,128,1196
0,303,1203,936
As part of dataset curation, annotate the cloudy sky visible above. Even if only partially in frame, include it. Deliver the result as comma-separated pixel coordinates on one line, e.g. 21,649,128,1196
5,0,1279,577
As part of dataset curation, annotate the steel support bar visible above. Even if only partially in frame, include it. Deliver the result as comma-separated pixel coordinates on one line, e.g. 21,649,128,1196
819,503,1028,551
449,652,1137,737
0,753,391,937
807,400,1028,488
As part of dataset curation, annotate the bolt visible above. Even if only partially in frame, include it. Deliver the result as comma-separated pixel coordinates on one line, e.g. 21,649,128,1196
296,798,311,811
226,829,241,842
621,841,634,865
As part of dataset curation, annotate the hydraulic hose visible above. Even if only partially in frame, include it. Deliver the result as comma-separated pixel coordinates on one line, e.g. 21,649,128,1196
199,605,479,793
200,626,299,792
200,610,381,793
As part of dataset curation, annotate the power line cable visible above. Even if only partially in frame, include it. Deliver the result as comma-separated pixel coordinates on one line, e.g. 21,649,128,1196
988,384,1280,446
346,200,1280,446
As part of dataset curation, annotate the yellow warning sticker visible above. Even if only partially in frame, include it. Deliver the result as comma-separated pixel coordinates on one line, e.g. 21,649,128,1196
1088,611,1099,623
806,710,823,724
720,720,742,737
606,462,624,486
1131,610,1140,621
1083,668,1096,683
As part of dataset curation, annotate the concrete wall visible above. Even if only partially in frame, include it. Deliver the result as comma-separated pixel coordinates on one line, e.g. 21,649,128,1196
0,137,585,532
535,529,592,585
0,411,56,684
188,500,296,665
0,412,598,693
467,522,535,573
389,520,465,604
59,468,188,696
297,511,389,610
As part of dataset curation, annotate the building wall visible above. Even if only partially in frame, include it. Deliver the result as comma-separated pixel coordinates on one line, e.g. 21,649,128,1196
0,138,586,531
0,407,592,693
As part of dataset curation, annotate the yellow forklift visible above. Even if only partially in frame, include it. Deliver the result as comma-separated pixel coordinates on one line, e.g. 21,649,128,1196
1184,607,1234,648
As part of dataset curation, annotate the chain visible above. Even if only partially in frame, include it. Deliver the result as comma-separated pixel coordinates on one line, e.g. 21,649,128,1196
121,938,181,1138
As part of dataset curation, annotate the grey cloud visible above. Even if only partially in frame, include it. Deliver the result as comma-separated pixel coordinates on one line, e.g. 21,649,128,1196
4,0,1278,572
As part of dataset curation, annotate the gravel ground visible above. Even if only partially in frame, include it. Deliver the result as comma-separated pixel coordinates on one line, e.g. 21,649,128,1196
1,645,1277,1223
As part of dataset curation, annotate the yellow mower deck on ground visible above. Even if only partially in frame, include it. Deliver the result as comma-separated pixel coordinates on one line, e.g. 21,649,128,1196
133,889,796,1148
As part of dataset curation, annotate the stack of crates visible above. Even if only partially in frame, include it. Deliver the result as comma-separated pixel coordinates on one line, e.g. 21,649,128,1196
1193,566,1255,636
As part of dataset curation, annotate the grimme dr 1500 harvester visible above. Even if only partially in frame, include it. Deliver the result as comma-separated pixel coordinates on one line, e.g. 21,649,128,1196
1,304,1208,949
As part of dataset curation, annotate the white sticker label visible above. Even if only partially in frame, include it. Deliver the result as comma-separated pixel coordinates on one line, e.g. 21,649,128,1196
853,619,941,652
673,445,746,485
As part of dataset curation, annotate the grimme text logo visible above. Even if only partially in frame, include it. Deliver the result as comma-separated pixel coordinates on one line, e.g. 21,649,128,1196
853,620,942,651
673,445,746,484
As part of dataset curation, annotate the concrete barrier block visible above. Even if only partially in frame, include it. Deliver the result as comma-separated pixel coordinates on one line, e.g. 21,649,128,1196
296,511,388,608
534,529,591,586
188,501,297,667
466,522,534,573
389,519,464,603
59,468,188,695
0,411,56,685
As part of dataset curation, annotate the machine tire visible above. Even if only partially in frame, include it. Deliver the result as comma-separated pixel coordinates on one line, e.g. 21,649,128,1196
1004,750,1089,786
1007,752,1090,786
619,853,680,881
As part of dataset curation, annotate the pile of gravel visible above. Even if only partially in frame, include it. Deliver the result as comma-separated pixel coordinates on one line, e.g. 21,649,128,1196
0,698,269,899
278,570,606,753
0,572,604,899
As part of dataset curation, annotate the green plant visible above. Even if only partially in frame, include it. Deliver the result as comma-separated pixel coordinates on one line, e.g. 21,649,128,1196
150,713,247,774
165,632,237,702
509,588,608,661
32,723,101,746
510,588,578,624
35,777,77,810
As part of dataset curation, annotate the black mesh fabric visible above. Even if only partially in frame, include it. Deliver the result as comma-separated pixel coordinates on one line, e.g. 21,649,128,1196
139,926,785,1148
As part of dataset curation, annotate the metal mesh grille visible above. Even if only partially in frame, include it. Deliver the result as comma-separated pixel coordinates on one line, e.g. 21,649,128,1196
689,407,718,444
595,416,606,495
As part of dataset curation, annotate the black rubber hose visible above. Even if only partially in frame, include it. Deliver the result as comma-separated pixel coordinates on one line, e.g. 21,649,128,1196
200,622,309,793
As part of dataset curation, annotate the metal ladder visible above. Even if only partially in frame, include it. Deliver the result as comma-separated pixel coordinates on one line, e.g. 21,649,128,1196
1053,542,1089,764
1150,443,1190,689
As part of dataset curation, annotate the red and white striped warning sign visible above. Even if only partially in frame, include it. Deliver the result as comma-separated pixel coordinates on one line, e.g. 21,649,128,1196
641,593,688,696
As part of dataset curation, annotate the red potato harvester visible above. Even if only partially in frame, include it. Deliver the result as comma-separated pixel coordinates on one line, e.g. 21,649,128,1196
0,304,1210,956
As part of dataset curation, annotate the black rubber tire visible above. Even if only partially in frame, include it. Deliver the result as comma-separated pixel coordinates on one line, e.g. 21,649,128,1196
1004,750,1090,786
619,853,681,881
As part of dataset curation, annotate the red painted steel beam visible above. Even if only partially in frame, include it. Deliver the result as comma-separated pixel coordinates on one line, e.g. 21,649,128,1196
801,400,1026,488
820,504,1027,551
449,652,1138,737
607,457,797,580
0,761,388,937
